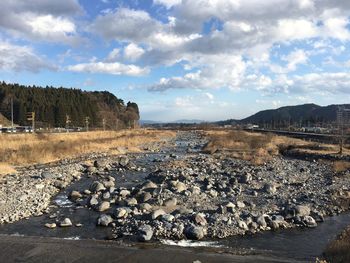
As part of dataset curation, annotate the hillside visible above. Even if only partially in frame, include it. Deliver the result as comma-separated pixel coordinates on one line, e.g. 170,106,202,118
0,82,139,128
219,103,350,126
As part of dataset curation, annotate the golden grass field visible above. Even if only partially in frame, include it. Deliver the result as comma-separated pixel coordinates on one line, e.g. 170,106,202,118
203,130,350,167
0,129,175,175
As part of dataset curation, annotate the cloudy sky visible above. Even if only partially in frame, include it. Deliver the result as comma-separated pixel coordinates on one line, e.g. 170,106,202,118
0,0,350,121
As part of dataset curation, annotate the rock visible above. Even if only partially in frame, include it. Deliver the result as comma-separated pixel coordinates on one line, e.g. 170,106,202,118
139,203,153,212
125,197,138,206
119,189,131,197
59,218,72,227
69,190,82,201
53,181,67,189
90,181,106,193
303,216,317,228
138,224,153,242
295,205,311,217
194,213,207,226
41,171,55,179
142,180,158,190
225,202,236,213
161,214,175,222
103,180,115,189
138,192,152,203
115,207,128,219
264,183,277,194
164,197,177,207
239,173,252,184
152,209,166,220
184,225,205,240
86,166,97,174
97,214,113,226
45,223,56,229
209,189,218,197
89,195,99,206
238,220,248,230
256,215,267,228
118,156,130,167
174,182,187,193
102,191,111,200
97,201,110,212
237,201,246,208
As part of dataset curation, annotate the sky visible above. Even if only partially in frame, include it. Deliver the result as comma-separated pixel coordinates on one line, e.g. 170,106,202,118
0,0,350,122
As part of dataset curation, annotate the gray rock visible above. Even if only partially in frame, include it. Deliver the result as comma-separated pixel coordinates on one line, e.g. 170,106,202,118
97,201,110,212
115,207,128,218
238,220,248,230
119,156,130,167
194,213,207,226
239,173,252,184
138,192,152,203
126,197,138,206
90,181,106,193
119,189,131,197
295,205,311,217
174,182,187,193
161,214,175,222
97,214,113,226
139,203,153,212
152,209,166,220
138,224,153,241
142,180,158,190
237,201,246,208
59,218,72,227
264,183,277,194
164,197,177,207
102,191,111,200
89,196,99,206
45,223,56,229
184,225,205,240
69,190,82,201
256,215,267,228
41,171,55,179
303,216,317,228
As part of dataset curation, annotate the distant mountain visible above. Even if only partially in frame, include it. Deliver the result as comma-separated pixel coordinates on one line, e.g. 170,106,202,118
139,120,163,125
173,119,205,124
0,82,139,129
219,103,350,126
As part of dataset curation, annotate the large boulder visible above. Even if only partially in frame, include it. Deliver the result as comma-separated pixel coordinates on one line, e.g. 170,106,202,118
138,225,153,242
97,214,113,226
184,225,205,240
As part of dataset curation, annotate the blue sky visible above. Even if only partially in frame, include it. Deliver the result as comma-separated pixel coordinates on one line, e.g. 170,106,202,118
0,0,350,121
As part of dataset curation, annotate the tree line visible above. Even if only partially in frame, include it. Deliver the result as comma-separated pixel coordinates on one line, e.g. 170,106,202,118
0,82,139,129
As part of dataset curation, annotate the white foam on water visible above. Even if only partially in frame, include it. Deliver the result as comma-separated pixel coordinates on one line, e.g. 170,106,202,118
54,195,73,207
63,236,81,240
160,239,224,248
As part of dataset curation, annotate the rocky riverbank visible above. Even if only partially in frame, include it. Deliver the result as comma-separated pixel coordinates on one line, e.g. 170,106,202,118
1,131,350,244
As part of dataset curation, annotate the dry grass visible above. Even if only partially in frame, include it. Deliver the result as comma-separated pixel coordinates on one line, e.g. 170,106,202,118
0,129,175,175
333,161,350,173
203,130,276,164
323,226,350,263
203,130,350,165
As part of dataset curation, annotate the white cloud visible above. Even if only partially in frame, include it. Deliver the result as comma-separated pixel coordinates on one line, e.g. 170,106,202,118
0,0,82,45
106,48,120,62
124,43,145,61
0,41,55,72
154,0,182,9
67,61,149,76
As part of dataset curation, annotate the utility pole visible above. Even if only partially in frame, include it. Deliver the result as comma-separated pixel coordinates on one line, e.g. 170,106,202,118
102,118,106,131
85,116,90,132
27,112,35,132
10,97,14,130
65,114,71,132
